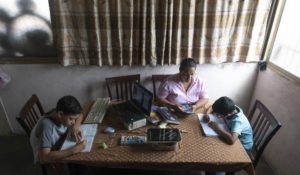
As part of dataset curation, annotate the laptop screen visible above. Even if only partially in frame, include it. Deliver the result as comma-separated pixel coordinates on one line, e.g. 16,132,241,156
132,82,153,115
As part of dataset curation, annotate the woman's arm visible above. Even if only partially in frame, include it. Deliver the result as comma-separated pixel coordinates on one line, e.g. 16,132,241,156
191,98,209,112
157,98,184,112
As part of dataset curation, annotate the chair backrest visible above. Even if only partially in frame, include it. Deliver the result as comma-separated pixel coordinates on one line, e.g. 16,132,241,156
16,94,44,136
151,74,171,102
105,74,140,100
247,100,282,167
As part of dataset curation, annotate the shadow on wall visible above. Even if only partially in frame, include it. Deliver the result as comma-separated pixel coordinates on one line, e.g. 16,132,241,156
85,81,108,100
0,0,56,57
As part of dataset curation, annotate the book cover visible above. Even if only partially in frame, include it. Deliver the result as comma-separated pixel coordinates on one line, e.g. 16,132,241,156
198,113,229,137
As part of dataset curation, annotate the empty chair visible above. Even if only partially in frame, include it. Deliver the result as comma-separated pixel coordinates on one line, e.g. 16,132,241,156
105,74,140,100
16,94,45,136
247,100,282,168
151,74,171,102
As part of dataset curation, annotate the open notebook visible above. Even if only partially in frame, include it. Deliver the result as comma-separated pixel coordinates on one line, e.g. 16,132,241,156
61,124,97,152
198,113,229,136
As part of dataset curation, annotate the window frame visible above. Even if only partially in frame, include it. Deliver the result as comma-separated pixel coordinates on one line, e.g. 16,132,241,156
0,0,58,64
262,0,300,82
0,57,58,64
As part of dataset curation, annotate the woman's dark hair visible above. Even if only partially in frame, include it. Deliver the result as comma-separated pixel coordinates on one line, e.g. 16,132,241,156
56,95,82,115
212,96,236,116
179,58,197,72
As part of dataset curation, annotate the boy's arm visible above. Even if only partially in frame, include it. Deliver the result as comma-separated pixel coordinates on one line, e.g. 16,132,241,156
73,113,84,129
208,122,239,145
70,113,84,142
39,140,86,163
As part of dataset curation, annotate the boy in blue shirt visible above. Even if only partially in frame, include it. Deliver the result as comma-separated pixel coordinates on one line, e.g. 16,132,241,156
204,96,253,150
204,96,253,175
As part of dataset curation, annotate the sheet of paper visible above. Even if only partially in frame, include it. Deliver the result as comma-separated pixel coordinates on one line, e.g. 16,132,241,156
198,113,229,137
61,124,97,152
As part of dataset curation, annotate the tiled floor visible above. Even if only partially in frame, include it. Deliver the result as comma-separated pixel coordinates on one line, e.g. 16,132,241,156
0,135,275,175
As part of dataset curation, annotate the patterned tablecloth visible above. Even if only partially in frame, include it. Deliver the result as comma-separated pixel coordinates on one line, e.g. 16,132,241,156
62,102,254,175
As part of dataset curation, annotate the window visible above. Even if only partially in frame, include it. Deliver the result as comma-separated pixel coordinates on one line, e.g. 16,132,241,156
269,0,300,79
0,0,56,63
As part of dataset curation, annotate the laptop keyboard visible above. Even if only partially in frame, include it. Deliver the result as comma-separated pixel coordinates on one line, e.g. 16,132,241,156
84,97,110,124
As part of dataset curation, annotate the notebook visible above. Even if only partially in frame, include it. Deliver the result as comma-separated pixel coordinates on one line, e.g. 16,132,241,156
61,124,97,152
112,82,153,130
198,113,229,136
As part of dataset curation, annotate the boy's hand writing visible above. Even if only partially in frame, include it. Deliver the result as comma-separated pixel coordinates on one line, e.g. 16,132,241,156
208,121,219,130
203,114,210,123
73,140,86,153
70,126,83,143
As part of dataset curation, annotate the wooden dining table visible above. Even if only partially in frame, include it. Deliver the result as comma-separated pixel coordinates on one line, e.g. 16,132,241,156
62,101,255,175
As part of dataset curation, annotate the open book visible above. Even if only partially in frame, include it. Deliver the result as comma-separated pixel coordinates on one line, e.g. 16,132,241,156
198,113,229,137
61,124,98,152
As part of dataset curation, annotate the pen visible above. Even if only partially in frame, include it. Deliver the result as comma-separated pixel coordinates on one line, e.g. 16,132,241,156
180,129,188,133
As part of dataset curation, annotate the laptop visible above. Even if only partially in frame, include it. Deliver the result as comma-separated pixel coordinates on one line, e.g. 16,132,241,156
112,82,153,130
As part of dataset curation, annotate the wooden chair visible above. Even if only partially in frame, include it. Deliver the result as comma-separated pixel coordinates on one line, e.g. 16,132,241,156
105,74,140,100
151,74,171,101
16,94,49,175
16,94,45,136
17,95,66,175
247,100,282,168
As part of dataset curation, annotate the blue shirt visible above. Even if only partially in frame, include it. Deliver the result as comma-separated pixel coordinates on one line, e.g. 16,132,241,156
225,106,253,150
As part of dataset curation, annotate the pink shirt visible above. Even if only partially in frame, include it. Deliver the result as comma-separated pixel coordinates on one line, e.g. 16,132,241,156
157,73,209,105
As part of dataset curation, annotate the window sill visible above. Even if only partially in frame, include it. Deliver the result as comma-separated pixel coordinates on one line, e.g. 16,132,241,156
268,61,300,83
0,57,59,64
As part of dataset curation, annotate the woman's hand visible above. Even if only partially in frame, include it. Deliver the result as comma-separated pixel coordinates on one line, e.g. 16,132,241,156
173,104,185,113
191,105,197,113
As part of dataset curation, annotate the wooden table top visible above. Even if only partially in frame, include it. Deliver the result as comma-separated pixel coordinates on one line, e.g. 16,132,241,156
62,101,254,175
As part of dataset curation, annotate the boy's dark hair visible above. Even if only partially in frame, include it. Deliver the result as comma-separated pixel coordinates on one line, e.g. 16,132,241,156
56,95,82,115
179,58,197,72
212,96,236,116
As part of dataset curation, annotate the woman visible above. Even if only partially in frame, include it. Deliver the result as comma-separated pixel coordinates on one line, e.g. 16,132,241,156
157,58,209,113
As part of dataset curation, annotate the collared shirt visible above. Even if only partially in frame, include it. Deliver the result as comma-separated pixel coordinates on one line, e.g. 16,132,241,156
225,106,253,150
157,73,209,105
